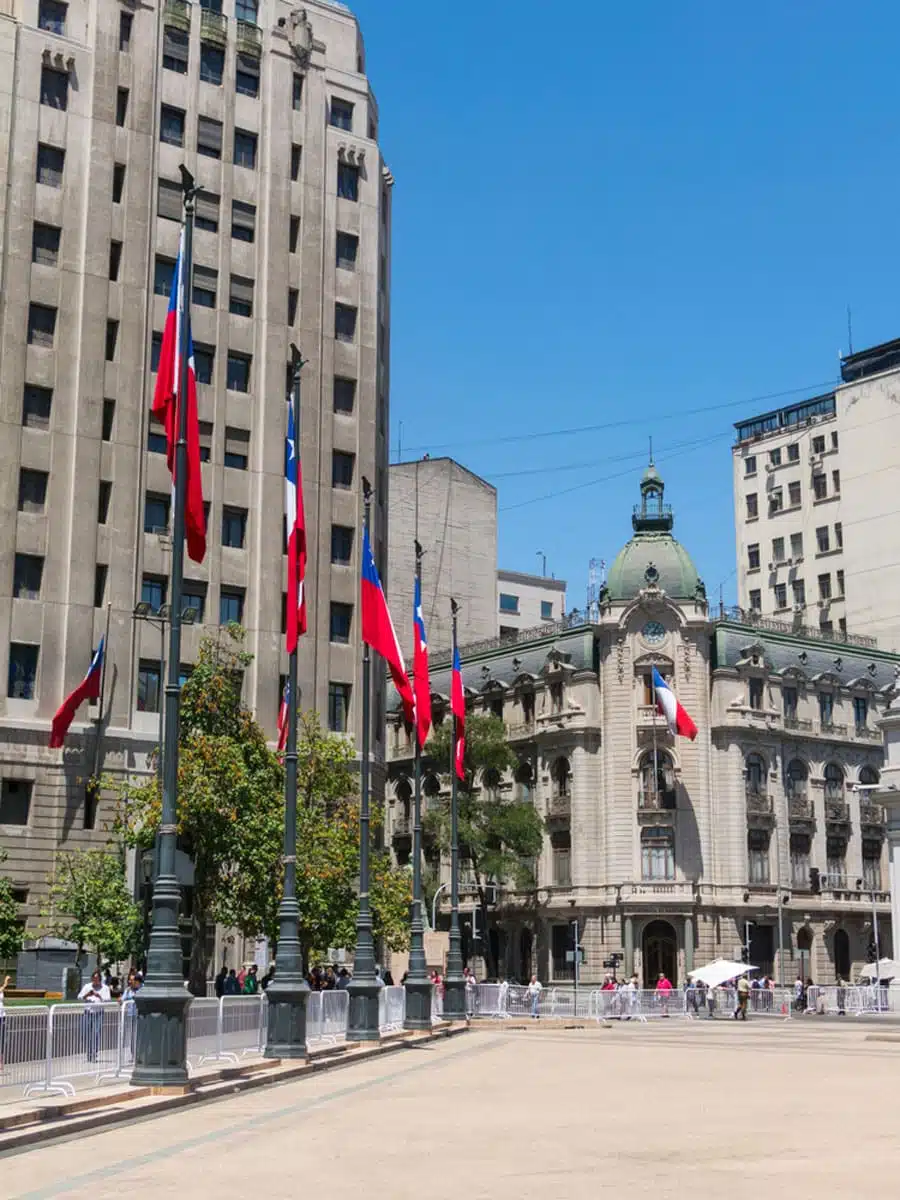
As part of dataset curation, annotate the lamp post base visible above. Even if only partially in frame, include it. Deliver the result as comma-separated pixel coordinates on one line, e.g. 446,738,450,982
403,978,433,1030
130,984,192,1088
347,979,381,1042
442,977,466,1022
264,978,310,1059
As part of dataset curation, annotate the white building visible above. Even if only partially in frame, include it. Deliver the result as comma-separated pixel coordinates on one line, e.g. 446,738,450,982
497,569,567,638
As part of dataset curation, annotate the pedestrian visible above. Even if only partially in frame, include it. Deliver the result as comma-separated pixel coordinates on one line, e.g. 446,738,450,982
261,965,276,991
685,977,699,1016
526,973,542,1018
735,974,750,1020
79,969,111,1061
214,964,228,999
793,976,804,1013
243,964,259,994
337,967,351,990
374,966,385,989
620,972,636,1020
464,966,477,1016
836,974,847,1016
224,968,240,996
383,969,395,987
655,971,673,1016
696,978,708,1016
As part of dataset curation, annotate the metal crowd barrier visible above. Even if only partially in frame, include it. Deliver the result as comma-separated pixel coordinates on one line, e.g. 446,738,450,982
378,986,406,1032
804,985,892,1016
0,1005,51,1098
431,988,444,1024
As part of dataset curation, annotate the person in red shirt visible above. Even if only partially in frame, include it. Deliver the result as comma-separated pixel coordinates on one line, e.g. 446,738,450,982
655,972,673,1016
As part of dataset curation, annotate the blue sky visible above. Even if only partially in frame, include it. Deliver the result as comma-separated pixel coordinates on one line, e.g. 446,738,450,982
353,0,900,611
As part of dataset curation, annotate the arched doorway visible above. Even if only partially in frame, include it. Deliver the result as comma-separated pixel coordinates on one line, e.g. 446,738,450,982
797,927,813,981
642,919,678,986
520,928,533,981
833,928,851,981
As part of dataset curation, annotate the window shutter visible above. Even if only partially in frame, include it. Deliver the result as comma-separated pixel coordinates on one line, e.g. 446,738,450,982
230,275,254,305
232,199,256,234
195,190,220,225
157,178,182,221
197,116,223,156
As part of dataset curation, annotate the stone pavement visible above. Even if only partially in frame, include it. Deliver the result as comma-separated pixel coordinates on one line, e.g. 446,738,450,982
6,1020,900,1199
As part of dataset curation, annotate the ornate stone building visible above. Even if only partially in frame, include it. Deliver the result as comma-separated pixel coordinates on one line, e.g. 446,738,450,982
387,465,896,986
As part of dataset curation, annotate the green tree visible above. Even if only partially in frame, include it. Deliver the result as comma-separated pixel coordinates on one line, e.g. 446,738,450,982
0,849,24,965
425,713,544,977
42,847,141,969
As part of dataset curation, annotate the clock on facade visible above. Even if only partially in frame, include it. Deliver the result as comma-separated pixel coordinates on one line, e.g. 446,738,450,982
642,620,666,644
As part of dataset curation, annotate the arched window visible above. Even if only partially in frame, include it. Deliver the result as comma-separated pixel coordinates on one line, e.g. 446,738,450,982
639,751,676,811
860,766,880,787
551,757,571,799
785,760,808,799
745,753,767,798
514,761,534,805
833,929,851,981
483,768,501,802
824,762,844,802
396,779,412,821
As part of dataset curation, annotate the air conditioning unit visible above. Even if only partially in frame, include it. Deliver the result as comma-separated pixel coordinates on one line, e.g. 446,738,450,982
794,554,804,564
793,605,804,615
785,557,794,566
818,598,831,609
765,462,776,473
768,561,777,571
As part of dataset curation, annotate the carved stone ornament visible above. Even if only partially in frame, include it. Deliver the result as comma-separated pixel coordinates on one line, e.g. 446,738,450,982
289,8,313,67
616,635,627,683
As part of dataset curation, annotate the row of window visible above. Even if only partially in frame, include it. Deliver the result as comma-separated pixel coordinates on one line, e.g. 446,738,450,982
744,431,838,476
498,593,556,621
745,469,840,520
745,752,877,797
748,826,881,890
746,679,871,730
747,568,844,613
746,527,844,567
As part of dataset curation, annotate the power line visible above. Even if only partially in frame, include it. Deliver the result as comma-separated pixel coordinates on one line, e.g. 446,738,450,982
488,430,732,480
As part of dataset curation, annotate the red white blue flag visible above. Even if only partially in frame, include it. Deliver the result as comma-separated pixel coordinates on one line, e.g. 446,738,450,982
451,643,466,781
413,575,431,749
361,528,414,724
652,667,697,740
152,228,206,564
49,639,104,748
285,398,307,653
277,682,290,752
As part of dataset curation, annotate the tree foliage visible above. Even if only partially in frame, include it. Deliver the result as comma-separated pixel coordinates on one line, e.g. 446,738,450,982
0,850,24,964
426,713,544,976
42,847,141,969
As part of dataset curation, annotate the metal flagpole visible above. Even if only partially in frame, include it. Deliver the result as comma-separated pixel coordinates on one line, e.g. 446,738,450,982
404,541,433,1029
347,478,380,1041
443,598,466,1020
651,669,660,805
265,343,310,1058
132,167,198,1086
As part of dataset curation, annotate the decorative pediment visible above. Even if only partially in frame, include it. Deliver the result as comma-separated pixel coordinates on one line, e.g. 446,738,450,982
633,652,674,672
811,671,841,688
736,641,767,670
480,678,508,695
775,665,807,682
542,650,574,678
511,671,538,690
846,676,877,694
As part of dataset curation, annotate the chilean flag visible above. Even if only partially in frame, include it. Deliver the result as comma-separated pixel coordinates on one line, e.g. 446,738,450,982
451,644,466,781
152,228,206,564
652,667,697,740
49,639,104,749
413,575,431,749
285,398,307,653
360,528,414,725
277,682,290,752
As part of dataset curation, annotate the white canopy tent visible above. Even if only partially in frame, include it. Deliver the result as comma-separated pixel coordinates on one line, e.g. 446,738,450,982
687,959,758,988
858,958,899,982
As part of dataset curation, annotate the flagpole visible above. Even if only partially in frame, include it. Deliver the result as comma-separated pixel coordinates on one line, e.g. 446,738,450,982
651,669,659,808
265,343,310,1058
132,166,197,1087
443,598,466,1021
88,602,113,820
347,478,380,1041
404,541,432,1030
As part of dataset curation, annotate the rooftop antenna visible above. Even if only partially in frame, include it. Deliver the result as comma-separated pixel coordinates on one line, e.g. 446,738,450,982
397,420,403,463
649,434,653,465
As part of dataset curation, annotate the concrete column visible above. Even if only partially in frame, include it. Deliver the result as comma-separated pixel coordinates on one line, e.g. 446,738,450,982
624,915,634,977
684,915,694,976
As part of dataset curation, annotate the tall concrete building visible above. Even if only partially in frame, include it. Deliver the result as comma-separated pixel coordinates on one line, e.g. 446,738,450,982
496,569,567,638
0,0,391,939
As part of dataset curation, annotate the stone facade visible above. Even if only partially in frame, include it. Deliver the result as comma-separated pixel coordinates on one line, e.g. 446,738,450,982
387,469,896,987
0,0,390,941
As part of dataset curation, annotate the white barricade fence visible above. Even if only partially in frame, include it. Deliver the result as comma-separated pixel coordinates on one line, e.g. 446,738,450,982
185,997,223,1068
25,1002,121,1099
0,1005,51,1097
219,995,265,1061
804,985,892,1016
472,983,506,1018
378,986,405,1032
305,991,323,1043
320,989,349,1043
431,987,444,1025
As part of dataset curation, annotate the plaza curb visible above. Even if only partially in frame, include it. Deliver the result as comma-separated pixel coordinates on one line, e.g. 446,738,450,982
0,1021,467,1156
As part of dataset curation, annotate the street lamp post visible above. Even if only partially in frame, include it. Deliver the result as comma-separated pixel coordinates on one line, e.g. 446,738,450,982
131,169,198,1088
265,343,310,1058
347,479,380,1041
443,599,466,1021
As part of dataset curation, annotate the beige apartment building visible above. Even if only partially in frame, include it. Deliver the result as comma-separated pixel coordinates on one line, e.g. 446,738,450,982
0,0,391,940
388,465,895,986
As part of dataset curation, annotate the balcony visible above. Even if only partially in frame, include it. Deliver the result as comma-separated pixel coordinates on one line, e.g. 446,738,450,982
200,8,227,44
547,793,570,820
788,794,814,822
854,725,881,742
507,720,536,742
636,705,668,731
783,716,814,734
818,721,849,740
825,798,850,825
637,789,676,822
860,801,885,828
164,0,191,32
745,791,774,823
236,18,261,55
391,815,411,839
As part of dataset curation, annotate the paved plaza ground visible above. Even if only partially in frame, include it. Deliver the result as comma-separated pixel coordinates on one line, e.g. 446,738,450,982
5,1020,900,1198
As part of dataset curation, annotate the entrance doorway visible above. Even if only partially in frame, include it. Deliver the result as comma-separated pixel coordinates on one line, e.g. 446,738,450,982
833,928,851,981
520,928,533,982
797,927,813,981
641,919,678,986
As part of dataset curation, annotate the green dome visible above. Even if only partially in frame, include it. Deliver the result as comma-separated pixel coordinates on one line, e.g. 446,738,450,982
605,462,703,602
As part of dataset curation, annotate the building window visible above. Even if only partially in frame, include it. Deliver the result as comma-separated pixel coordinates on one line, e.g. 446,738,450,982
824,762,844,802
113,163,125,203
862,842,882,891
292,72,303,108
773,582,787,609
231,199,256,242
18,469,48,513
787,442,799,462
336,231,359,270
551,831,571,887
37,143,65,187
109,240,122,281
826,835,847,889
328,682,351,732
221,507,247,548
287,288,299,325
813,473,827,501
197,115,223,159
788,480,801,506
233,128,257,169
812,434,826,453
748,829,770,884
791,532,803,558
235,0,257,20
192,264,216,307
98,480,112,524
119,11,133,50
8,645,39,699
94,564,108,608
748,589,761,612
330,602,352,644
38,0,66,29
832,468,840,494
853,695,868,731
331,97,354,130
144,492,170,533
746,493,758,519
141,574,167,614
641,827,675,881
219,588,244,625
747,544,760,570
23,385,53,430
337,162,359,201
182,583,207,623
772,537,785,563
332,451,355,489
114,87,129,127
499,593,519,614
790,832,810,888
744,456,756,475
105,319,119,361
818,573,831,601
158,105,186,147
40,67,68,109
792,578,805,605
834,521,843,549
147,418,167,454
541,600,554,620
748,677,764,710
200,42,224,85
229,275,254,317
836,569,844,597
333,376,356,414
137,661,161,712
289,214,300,252
224,426,250,469
782,687,798,722
235,53,260,97
163,27,188,73
769,488,784,513
194,345,215,384
331,524,354,564
745,753,766,798
291,143,302,180
551,757,571,800
13,555,43,600
0,780,33,825
226,352,251,392
769,447,781,467
334,303,357,342
195,191,220,232
819,691,834,727
28,303,57,347
816,526,829,553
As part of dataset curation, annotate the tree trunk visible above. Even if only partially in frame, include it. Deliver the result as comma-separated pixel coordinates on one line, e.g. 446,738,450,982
189,886,211,996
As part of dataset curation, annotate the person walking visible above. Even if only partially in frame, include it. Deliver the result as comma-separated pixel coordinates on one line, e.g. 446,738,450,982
214,964,228,998
464,966,477,1016
224,968,240,996
242,964,259,994
735,974,750,1020
78,970,111,1062
526,974,542,1019
655,972,673,1017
